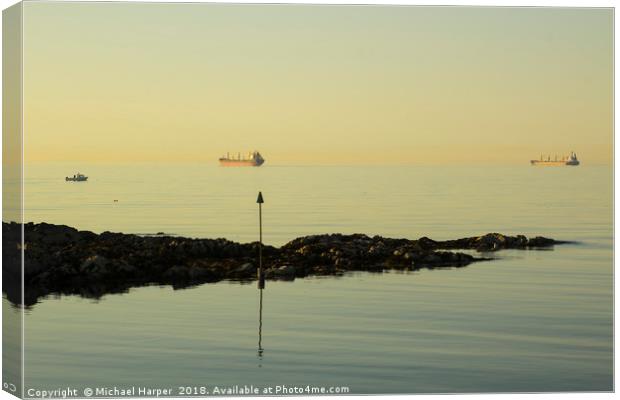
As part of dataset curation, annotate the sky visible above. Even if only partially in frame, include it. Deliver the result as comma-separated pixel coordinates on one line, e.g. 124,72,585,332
21,2,613,165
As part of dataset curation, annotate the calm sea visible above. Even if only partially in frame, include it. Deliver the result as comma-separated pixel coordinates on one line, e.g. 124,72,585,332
4,164,613,393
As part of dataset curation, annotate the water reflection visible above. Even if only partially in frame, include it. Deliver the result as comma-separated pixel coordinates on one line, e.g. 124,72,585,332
257,288,264,360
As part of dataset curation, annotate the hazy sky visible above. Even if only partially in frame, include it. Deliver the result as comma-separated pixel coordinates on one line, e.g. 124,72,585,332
22,3,613,165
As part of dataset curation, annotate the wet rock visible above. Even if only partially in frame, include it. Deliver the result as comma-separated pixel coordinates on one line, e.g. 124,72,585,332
80,255,110,272
476,233,507,251
58,263,78,276
2,222,568,307
418,237,438,249
188,267,212,281
334,258,349,267
115,261,136,276
163,265,189,281
368,242,387,257
527,236,556,247
423,253,442,264
508,235,528,247
78,255,118,279
235,262,256,274
231,263,256,279
23,258,46,278
77,230,98,242
274,265,296,277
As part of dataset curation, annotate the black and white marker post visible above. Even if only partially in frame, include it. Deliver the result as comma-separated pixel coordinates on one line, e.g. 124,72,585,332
257,191,265,357
257,191,265,289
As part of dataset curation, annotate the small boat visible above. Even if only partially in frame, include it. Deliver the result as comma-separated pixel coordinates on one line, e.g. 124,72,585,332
66,173,88,182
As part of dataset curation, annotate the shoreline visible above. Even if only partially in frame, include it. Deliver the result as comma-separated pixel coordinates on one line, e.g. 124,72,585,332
3,222,569,306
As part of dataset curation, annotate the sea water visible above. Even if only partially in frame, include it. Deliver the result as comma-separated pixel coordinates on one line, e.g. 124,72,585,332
3,164,613,393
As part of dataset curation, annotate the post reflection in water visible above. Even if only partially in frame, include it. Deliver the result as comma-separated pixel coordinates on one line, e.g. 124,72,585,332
257,288,264,360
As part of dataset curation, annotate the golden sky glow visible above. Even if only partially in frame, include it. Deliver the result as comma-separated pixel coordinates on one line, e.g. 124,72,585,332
22,3,613,165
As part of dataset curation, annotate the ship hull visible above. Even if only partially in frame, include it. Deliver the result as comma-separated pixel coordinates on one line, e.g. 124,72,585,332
530,160,579,166
219,159,264,167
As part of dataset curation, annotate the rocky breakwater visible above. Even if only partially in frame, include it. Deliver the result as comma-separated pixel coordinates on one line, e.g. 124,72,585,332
2,222,569,306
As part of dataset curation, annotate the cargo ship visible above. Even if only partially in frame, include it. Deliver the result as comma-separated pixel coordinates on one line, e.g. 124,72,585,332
219,151,265,167
530,151,579,166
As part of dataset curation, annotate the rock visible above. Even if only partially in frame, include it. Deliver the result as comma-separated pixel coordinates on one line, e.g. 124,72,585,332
334,258,349,267
527,236,555,247
80,255,110,271
77,230,98,242
188,240,208,257
511,235,528,247
477,233,507,251
296,245,319,256
275,265,296,277
231,262,256,278
3,222,569,307
423,253,442,264
24,258,46,278
368,242,387,257
163,265,189,281
188,267,211,280
457,252,474,264
116,261,136,275
58,263,77,276
34,223,80,246
235,263,256,274
418,237,438,249
79,255,114,279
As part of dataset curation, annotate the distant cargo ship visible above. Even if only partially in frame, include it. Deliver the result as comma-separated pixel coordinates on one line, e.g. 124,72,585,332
530,152,579,166
219,151,265,167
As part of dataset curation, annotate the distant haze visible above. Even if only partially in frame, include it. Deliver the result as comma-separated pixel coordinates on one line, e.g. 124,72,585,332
22,3,612,165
